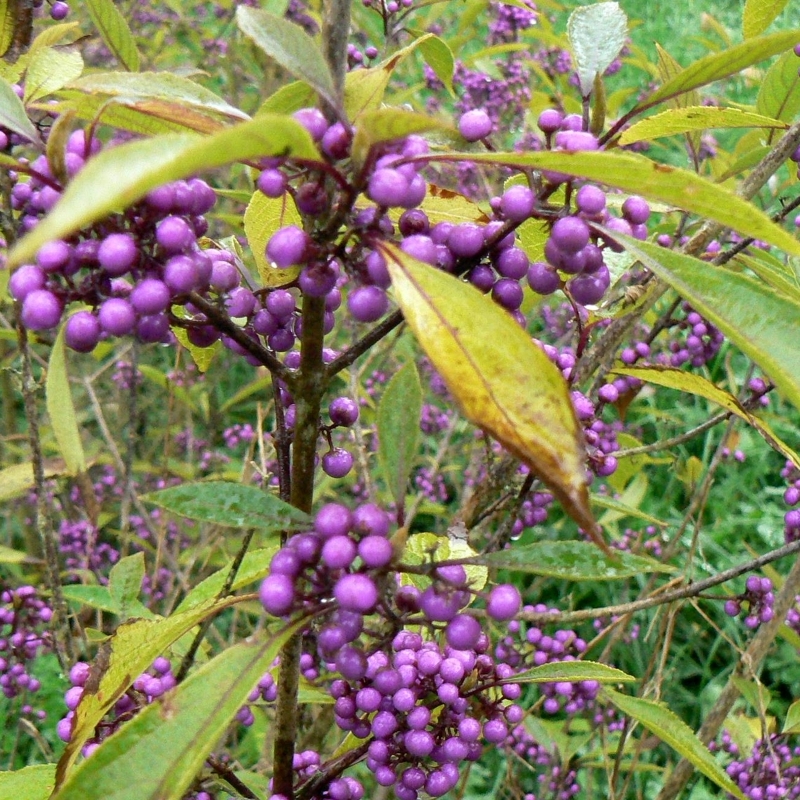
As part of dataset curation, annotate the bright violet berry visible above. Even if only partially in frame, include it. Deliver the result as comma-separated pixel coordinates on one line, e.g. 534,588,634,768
322,448,354,478
64,311,101,353
486,584,521,621
98,233,138,276
267,225,311,267
458,109,493,142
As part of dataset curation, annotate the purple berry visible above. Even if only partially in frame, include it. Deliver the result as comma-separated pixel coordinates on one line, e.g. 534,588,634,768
98,298,136,336
329,396,360,426
445,614,481,649
334,574,379,613
20,289,62,330
155,216,195,252
347,286,389,322
527,261,560,295
257,169,287,198
267,225,311,267
551,216,590,254
98,233,138,276
575,184,606,215
622,196,651,225
36,240,71,273
486,584,521,621
64,311,101,353
9,264,46,301
50,1,69,19
458,109,493,141
130,278,170,315
259,574,296,616
500,185,535,222
322,448,354,478
368,168,409,207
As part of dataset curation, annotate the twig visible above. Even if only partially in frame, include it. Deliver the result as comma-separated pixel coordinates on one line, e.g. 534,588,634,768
17,323,74,668
654,552,800,800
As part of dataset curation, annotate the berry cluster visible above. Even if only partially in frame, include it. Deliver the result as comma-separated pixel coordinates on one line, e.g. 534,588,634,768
723,575,775,629
330,631,523,799
718,733,800,799
498,605,600,716
0,586,51,709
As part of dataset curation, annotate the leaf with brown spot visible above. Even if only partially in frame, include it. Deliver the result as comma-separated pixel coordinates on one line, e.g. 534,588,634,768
381,242,604,548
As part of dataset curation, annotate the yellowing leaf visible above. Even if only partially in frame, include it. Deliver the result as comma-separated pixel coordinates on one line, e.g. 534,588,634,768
351,107,454,167
8,116,319,269
54,596,243,787
68,72,249,123
46,325,86,475
612,365,800,468
244,191,303,288
23,46,83,104
744,0,790,39
0,0,13,58
0,764,55,800
618,106,787,146
0,459,65,502
420,185,489,226
448,150,800,258
381,243,602,546
53,624,300,800
757,50,800,124
603,688,747,800
641,29,800,112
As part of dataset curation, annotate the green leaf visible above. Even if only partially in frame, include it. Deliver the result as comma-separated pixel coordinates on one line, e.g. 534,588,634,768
731,675,771,713
68,72,249,123
0,0,14,58
0,459,65,502
508,660,636,684
618,106,787,146
46,324,86,476
640,29,800,112
236,6,337,111
24,46,83,104
0,544,27,564
0,764,56,800
382,242,601,545
256,80,317,116
175,547,280,613
591,493,666,527
402,532,488,592
450,150,800,258
85,0,140,71
351,107,454,166
733,251,800,302
612,364,800,468
171,306,221,373
602,688,747,800
416,34,455,96
470,541,673,580
377,362,423,507
0,74,41,143
606,233,800,415
757,50,800,124
142,481,310,530
54,596,244,786
567,1,627,96
244,191,303,288
7,116,319,269
743,0,789,38
108,553,146,618
62,585,120,614
52,625,300,800
782,699,800,733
